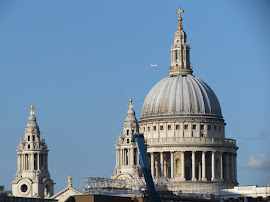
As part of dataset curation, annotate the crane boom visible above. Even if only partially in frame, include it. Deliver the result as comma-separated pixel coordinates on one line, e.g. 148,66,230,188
132,133,161,202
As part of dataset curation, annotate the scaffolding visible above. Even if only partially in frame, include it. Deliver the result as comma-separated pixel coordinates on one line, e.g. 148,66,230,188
82,176,176,196
82,176,222,199
82,177,142,195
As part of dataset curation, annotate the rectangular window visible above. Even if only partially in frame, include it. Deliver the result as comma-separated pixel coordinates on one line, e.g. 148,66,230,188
127,130,129,135
148,127,150,132
208,125,211,130
193,125,197,130
144,127,145,132
160,125,163,130
153,126,156,131
201,125,205,130
184,125,188,130
132,130,134,135
214,126,217,131
127,139,129,144
168,125,171,130
176,125,180,130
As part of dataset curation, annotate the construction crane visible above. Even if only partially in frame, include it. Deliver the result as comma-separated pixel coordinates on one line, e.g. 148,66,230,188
132,133,161,202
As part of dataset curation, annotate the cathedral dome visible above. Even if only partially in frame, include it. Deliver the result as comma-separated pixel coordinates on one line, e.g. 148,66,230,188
141,74,222,120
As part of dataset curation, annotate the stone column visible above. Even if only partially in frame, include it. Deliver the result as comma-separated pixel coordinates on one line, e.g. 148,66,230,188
17,154,20,171
181,151,185,180
130,148,134,165
26,154,29,170
170,152,174,178
231,153,235,182
125,149,128,166
192,151,196,181
37,154,40,170
164,160,167,177
198,163,201,181
43,154,46,170
122,149,124,166
202,151,207,181
160,152,164,177
155,160,158,177
116,149,118,167
137,150,140,165
122,150,125,166
22,154,24,170
20,154,23,170
220,152,223,181
226,153,230,182
118,149,121,166
29,153,32,170
211,151,216,181
179,47,183,67
151,152,154,176
46,154,48,170
235,153,237,183
128,148,131,165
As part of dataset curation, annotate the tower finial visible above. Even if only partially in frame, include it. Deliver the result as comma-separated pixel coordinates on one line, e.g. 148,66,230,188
176,7,184,30
129,98,133,109
30,105,34,115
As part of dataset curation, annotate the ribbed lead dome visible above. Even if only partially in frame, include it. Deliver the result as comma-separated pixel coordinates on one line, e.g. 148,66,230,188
141,74,222,119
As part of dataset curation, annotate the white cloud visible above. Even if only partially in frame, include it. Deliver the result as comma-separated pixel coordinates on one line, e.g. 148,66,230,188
243,154,270,169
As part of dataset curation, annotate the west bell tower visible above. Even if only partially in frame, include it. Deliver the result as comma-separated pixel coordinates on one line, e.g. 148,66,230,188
12,105,54,198
112,99,142,180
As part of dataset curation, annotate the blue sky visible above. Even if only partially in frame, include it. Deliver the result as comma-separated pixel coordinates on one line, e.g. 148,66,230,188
0,0,269,193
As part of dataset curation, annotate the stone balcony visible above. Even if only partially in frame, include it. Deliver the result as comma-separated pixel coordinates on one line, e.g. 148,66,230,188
145,137,236,148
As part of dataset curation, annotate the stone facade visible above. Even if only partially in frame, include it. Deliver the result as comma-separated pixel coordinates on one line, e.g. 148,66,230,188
11,105,54,198
112,8,238,194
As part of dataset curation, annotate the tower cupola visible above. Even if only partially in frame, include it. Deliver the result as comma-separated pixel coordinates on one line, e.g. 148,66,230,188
169,7,192,76
112,99,142,180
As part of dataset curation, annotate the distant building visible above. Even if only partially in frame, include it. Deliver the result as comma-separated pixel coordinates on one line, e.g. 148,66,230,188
0,185,12,196
11,105,54,198
219,185,270,202
112,8,238,195
0,186,4,193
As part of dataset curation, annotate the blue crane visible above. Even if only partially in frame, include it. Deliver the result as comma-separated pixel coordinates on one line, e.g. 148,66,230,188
132,133,161,202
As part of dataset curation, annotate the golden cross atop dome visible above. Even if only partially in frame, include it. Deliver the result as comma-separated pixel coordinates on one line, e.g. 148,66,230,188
176,7,184,17
176,7,184,30
129,98,133,109
30,105,35,115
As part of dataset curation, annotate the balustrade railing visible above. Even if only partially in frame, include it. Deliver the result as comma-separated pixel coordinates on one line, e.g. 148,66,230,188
146,137,236,147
